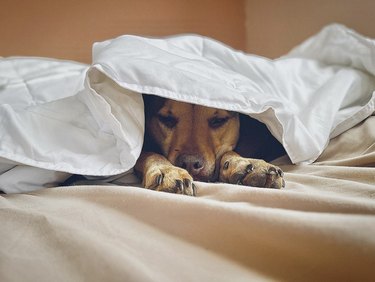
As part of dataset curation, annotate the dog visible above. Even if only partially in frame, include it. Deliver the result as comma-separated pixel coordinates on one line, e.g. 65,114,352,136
135,95,286,196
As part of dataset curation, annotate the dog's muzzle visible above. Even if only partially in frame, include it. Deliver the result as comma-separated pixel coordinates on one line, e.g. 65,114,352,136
175,153,206,178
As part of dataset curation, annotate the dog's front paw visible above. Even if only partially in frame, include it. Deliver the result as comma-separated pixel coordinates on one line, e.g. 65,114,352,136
219,153,285,189
144,164,196,196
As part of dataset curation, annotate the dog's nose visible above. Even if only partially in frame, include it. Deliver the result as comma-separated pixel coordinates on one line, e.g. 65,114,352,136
176,154,204,176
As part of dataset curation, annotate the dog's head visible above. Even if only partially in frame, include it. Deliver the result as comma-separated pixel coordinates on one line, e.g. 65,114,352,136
144,96,240,182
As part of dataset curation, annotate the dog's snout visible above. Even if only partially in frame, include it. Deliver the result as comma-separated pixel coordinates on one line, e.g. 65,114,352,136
176,154,204,176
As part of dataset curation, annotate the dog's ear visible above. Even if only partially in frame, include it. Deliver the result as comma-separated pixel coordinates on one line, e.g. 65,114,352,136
142,94,166,119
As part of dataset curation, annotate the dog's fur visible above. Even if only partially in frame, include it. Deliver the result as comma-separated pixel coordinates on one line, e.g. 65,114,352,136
135,95,285,196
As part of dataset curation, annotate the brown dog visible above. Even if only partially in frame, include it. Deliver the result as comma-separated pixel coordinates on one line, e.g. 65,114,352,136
135,95,285,196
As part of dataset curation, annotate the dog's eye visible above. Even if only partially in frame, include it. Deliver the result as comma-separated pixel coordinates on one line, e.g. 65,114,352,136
158,114,178,128
208,116,230,129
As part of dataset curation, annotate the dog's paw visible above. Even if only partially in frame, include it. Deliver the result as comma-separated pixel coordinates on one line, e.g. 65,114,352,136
219,153,285,189
143,164,196,196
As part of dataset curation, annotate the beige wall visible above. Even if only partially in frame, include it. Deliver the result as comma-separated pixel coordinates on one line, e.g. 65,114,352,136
0,0,245,63
245,0,375,58
1,0,374,62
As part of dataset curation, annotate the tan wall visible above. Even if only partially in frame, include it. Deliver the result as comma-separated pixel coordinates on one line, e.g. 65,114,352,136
245,0,375,58
0,0,245,63
1,0,374,62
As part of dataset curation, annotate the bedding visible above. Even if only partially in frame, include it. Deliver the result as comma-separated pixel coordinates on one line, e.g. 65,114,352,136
89,23,375,165
1,115,374,281
0,23,375,281
0,24,374,194
1,24,375,194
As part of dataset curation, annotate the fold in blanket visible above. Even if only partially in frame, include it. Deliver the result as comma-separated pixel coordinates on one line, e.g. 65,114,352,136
90,23,375,164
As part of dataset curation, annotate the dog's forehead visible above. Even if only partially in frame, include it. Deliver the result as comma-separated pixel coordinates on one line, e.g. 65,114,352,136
160,99,231,116
161,99,191,114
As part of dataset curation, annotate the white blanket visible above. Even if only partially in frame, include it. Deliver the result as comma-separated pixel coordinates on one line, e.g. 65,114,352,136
1,24,374,193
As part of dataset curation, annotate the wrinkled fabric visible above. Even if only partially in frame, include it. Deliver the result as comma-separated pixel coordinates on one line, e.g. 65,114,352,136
91,24,375,164
1,115,374,282
0,58,144,189
1,24,375,193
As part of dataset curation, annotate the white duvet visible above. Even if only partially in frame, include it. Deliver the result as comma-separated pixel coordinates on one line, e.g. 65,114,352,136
1,24,374,193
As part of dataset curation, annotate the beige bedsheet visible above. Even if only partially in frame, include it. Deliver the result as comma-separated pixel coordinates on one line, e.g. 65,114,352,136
1,115,374,282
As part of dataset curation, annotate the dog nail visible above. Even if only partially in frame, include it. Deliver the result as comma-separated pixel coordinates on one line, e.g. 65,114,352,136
183,178,191,188
183,178,191,195
156,174,163,186
223,161,229,170
192,183,197,196
246,164,253,173
175,180,184,193
268,167,277,175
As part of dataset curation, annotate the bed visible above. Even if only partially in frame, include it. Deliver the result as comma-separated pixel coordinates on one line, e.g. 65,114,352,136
1,113,375,281
1,7,375,282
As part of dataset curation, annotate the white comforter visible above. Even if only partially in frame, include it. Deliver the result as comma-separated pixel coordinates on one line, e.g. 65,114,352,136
1,24,374,193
